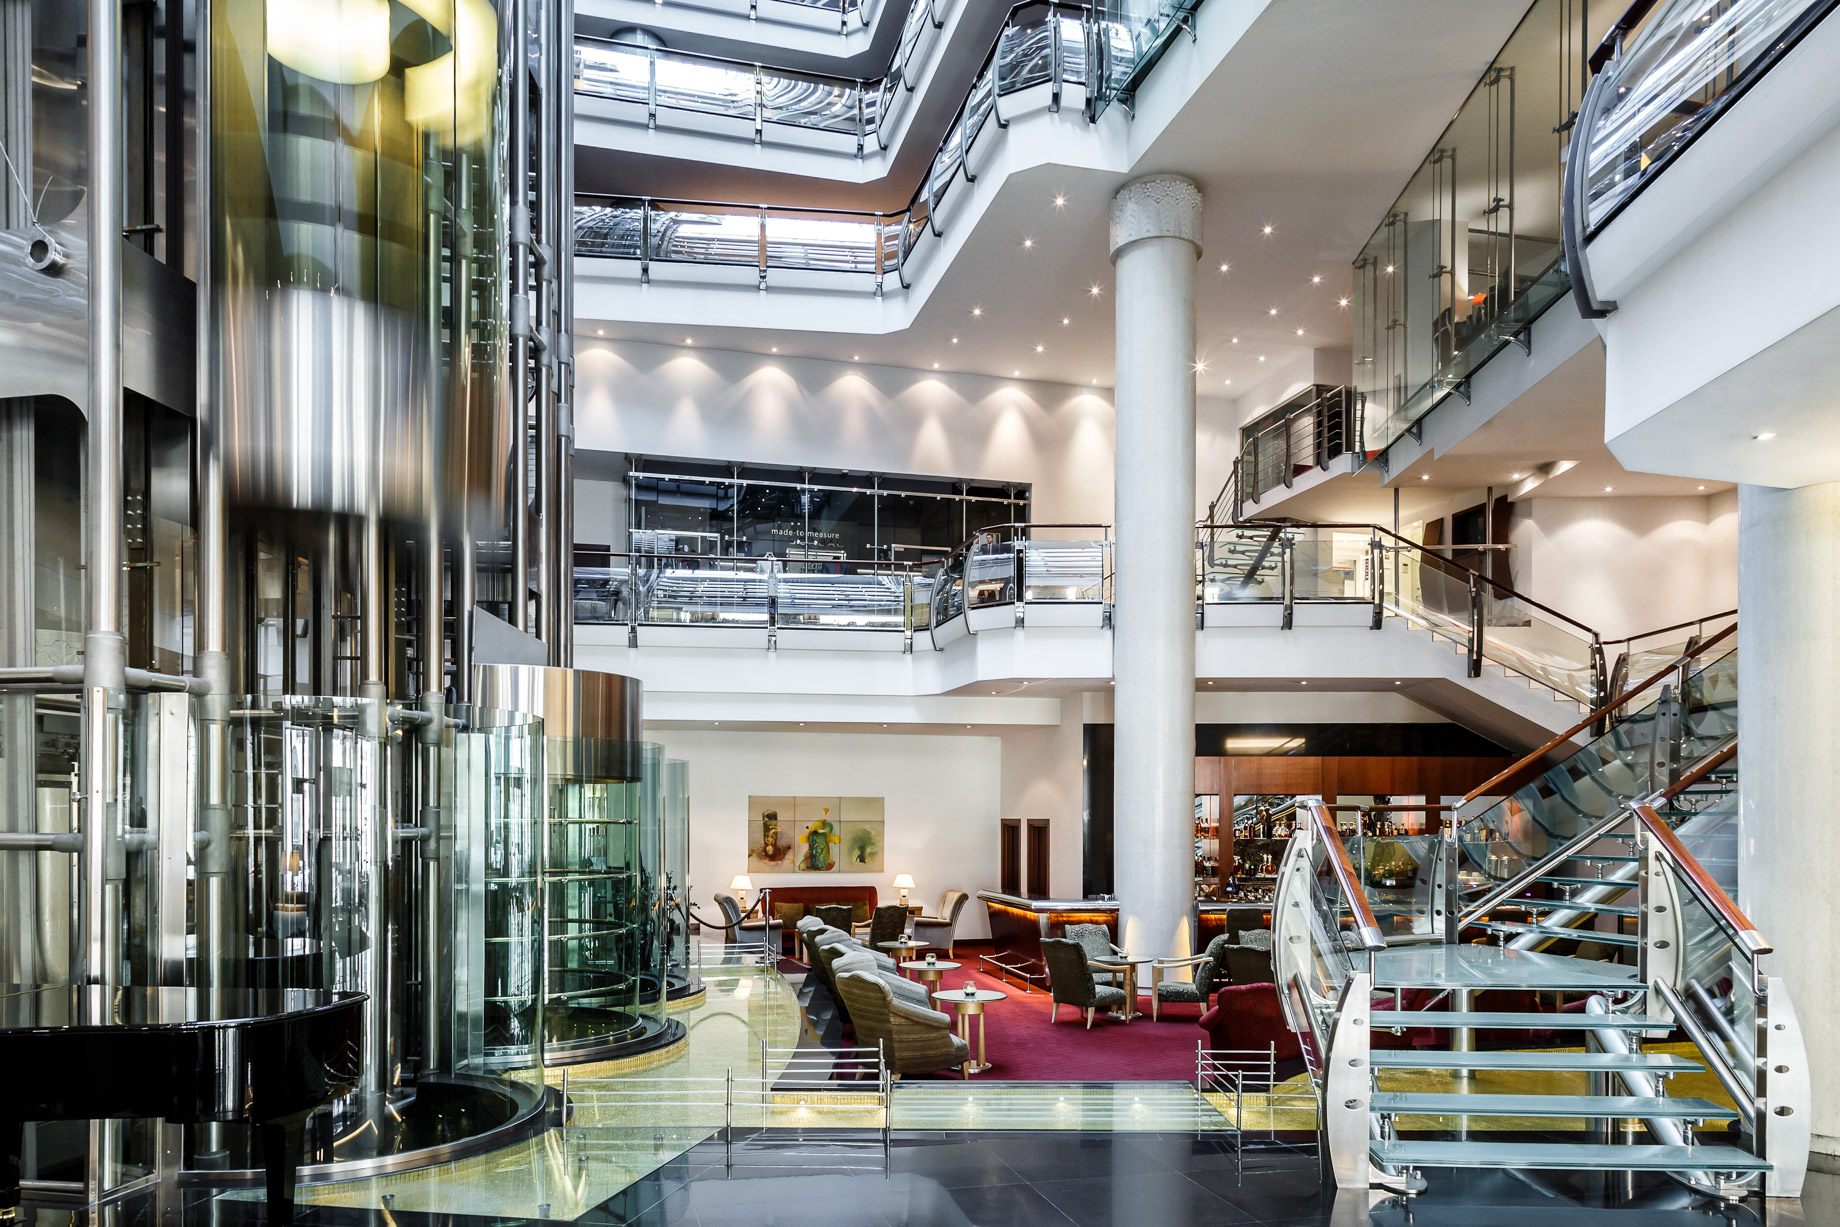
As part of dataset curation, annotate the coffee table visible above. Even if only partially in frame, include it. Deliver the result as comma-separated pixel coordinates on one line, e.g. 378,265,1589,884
899,958,960,998
878,938,929,965
1091,954,1154,1022
936,986,1007,1076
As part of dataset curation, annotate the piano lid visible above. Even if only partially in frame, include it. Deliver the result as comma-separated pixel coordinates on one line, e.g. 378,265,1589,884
0,984,364,1031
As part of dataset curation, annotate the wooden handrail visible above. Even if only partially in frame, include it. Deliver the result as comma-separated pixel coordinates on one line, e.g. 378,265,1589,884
1302,800,1386,951
1460,622,1736,804
1633,802,1770,957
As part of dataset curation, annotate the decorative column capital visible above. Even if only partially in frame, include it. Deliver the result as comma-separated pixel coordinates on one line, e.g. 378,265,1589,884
1109,175,1203,261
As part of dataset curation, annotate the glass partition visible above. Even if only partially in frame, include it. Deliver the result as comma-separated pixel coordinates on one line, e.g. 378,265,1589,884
1579,0,1837,235
1354,0,1613,455
662,758,697,999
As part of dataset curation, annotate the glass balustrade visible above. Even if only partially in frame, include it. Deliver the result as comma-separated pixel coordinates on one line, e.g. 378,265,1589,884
1578,0,1838,235
1354,0,1615,456
1433,646,1737,924
576,0,1200,288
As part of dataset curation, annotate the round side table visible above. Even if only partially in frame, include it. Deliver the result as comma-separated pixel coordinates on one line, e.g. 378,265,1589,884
899,959,961,999
877,939,929,971
938,987,1007,1076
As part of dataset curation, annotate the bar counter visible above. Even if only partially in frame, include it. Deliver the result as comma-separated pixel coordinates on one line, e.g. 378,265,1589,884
976,891,1119,987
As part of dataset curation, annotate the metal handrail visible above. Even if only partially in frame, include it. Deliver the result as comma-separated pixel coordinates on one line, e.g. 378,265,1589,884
1459,623,1736,804
1302,799,1386,951
1601,609,1737,652
1633,800,1770,957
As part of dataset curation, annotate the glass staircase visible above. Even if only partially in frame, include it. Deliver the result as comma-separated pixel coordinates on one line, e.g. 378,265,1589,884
1269,634,1811,1203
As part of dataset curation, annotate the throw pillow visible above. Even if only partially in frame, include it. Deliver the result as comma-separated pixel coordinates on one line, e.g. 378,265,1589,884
773,902,804,929
850,900,874,924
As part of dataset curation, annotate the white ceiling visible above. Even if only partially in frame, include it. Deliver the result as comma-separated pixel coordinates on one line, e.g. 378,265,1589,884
580,0,1538,394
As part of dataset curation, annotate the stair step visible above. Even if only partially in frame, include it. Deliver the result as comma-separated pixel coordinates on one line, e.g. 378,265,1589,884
1370,1139,1767,1174
1477,920,1640,947
1537,876,1636,888
1373,945,1640,992
1497,900,1640,917
1369,1011,1670,1031
1372,1050,1702,1074
1371,1092,1737,1120
1573,853,1640,863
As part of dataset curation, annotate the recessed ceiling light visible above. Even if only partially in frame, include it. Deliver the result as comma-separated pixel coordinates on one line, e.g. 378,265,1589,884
1089,285,1101,296
853,355,860,361
1231,337,1239,344
684,337,693,344
1262,224,1273,235
1604,486,1614,492
1511,472,1522,479
1091,378,1098,384
1193,361,1208,373
933,362,939,368
1053,194,1066,207
951,336,959,344
1754,432,1776,441
1698,484,1706,490
770,346,778,352
1420,474,1430,480
1062,317,1070,325
596,328,604,335
1385,264,1395,273
973,307,983,316
1338,297,1349,307
1023,238,1034,248
1035,344,1044,353
1311,275,1321,284
1013,370,1020,377
1258,355,1266,362
1219,262,1230,272
1223,379,1232,386
1296,328,1305,336
1268,307,1278,316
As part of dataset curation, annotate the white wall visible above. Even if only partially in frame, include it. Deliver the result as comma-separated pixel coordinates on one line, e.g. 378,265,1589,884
649,727,1004,940
573,337,1236,528
1083,688,1453,724
998,693,1091,899
1511,495,1739,640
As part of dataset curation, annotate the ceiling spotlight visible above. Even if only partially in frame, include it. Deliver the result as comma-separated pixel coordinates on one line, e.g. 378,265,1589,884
1338,297,1349,307
1013,370,1020,377
1754,432,1776,441
933,362,940,368
1258,355,1266,362
1035,344,1045,353
1268,307,1278,316
1023,238,1034,249
1605,486,1614,492
1420,474,1430,480
853,354,860,361
770,346,778,352
1219,262,1230,272
1231,337,1239,344
1698,484,1706,490
1262,224,1273,235
1053,194,1066,207
951,336,959,344
1061,317,1070,325
596,328,605,335
1511,472,1522,479
1296,328,1305,336
1193,361,1208,373
684,337,693,345
1090,285,1102,296
1091,378,1098,385
1385,264,1395,273
1311,275,1322,284
1223,379,1232,386
972,307,983,316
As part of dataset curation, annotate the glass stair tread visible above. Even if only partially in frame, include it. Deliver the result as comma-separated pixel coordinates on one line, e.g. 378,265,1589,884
1371,1050,1702,1074
1572,853,1640,862
1370,1092,1737,1119
1501,900,1639,917
1536,876,1636,888
1368,1011,1669,1031
1477,921,1640,946
1373,945,1640,991
1370,1139,1768,1173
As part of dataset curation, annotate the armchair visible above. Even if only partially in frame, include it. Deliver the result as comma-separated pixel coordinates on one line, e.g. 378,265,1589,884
1064,923,1126,987
1041,937,1127,1028
833,969,970,1077
812,904,855,934
910,891,967,957
1149,934,1233,1022
867,904,910,950
713,892,783,950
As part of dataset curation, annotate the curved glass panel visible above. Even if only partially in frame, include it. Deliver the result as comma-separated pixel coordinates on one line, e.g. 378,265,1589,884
1582,0,1837,233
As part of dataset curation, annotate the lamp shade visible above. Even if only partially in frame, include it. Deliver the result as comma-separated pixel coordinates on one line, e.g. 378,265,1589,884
891,874,916,889
730,875,753,892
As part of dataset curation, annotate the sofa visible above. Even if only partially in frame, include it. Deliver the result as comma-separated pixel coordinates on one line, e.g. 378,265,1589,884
760,885,880,935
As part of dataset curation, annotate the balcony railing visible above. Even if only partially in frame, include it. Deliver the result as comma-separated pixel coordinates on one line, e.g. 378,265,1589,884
576,1,1202,292
574,0,951,157
1563,0,1839,314
643,0,888,32
1233,385,1360,514
1352,0,1607,460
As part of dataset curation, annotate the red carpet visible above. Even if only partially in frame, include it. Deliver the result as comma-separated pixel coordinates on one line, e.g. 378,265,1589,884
909,964,1206,1082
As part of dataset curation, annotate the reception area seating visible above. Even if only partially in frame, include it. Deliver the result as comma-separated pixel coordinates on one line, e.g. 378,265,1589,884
910,890,968,956
868,904,910,949
713,892,783,949
1149,933,1233,1021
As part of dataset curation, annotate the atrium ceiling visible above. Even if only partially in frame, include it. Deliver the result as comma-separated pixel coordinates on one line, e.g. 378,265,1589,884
579,0,1537,394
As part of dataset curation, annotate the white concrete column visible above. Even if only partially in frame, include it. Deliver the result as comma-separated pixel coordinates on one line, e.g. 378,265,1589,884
1109,175,1201,962
1738,481,1840,1159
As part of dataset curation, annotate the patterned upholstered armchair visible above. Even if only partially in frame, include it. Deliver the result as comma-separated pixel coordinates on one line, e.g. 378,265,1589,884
910,891,968,957
833,968,970,1077
713,892,783,950
867,904,910,950
1149,934,1233,1021
1064,922,1127,988
1041,936,1128,1028
812,904,855,933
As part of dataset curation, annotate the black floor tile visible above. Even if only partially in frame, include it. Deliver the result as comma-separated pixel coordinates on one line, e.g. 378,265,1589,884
884,1138,1035,1189
1032,1170,1257,1227
925,1180,1078,1227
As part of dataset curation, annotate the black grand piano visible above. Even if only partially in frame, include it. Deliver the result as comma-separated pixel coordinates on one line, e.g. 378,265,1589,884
0,985,363,1222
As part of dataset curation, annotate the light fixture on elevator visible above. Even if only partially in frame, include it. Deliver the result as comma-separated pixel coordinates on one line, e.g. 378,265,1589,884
266,0,392,83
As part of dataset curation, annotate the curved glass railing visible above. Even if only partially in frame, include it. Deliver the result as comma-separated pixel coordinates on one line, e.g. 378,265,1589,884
1576,0,1839,236
576,1,1187,291
575,0,952,156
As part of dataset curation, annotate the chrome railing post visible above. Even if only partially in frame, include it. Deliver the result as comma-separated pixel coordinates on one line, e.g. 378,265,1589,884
627,561,640,648
1280,535,1295,631
1466,571,1483,677
1369,532,1384,630
1012,536,1027,628
753,65,764,144
647,48,657,129
757,204,768,289
855,81,865,158
1049,2,1063,113
639,198,652,284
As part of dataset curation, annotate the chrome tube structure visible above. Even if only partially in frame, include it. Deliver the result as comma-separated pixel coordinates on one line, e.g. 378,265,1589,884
510,0,533,635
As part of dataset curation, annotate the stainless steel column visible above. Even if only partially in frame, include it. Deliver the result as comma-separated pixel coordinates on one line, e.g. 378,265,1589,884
556,0,576,667
1108,176,1201,966
508,0,531,634
534,0,558,658
81,0,128,992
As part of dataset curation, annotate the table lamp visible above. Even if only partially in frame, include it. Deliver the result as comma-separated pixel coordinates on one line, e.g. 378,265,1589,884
892,873,915,907
730,874,753,910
